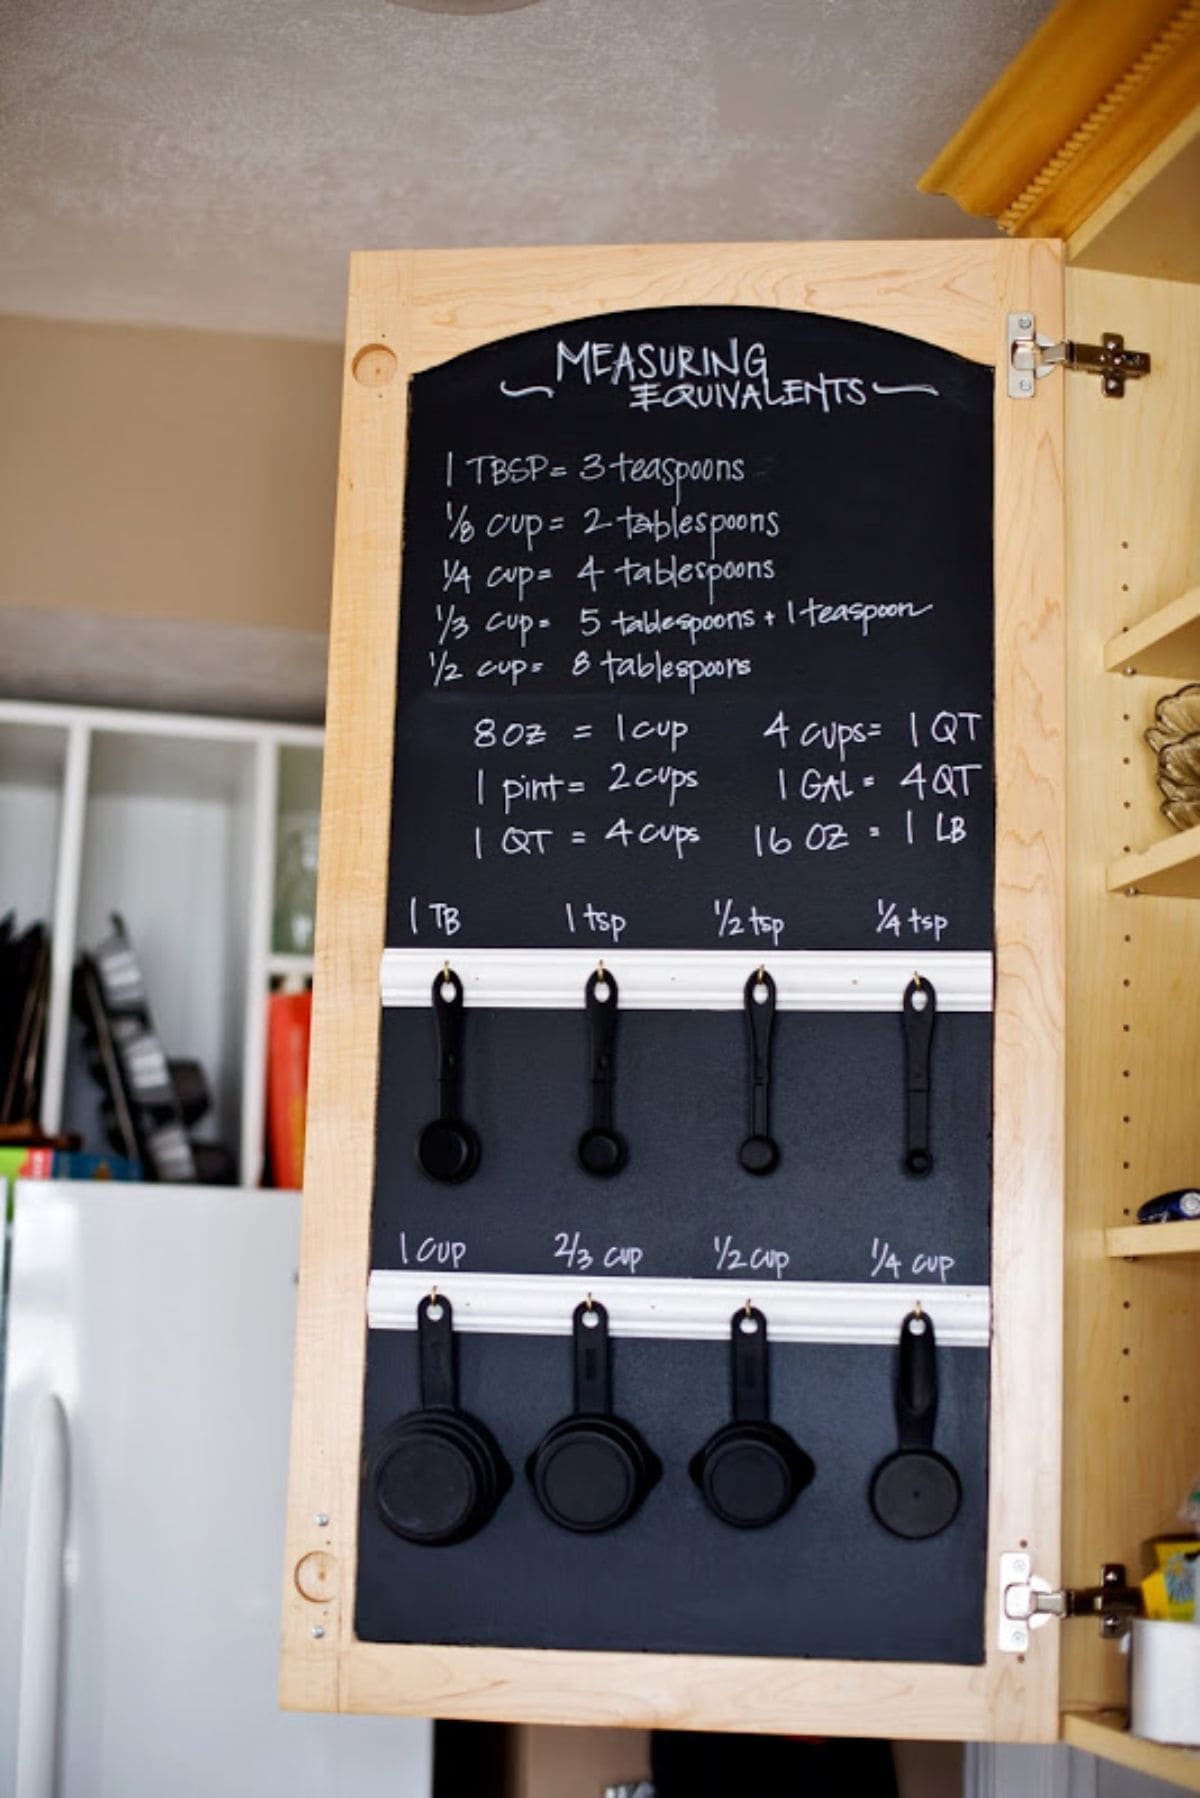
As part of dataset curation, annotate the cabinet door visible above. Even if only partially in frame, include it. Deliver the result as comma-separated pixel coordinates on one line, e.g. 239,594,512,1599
281,241,1065,1741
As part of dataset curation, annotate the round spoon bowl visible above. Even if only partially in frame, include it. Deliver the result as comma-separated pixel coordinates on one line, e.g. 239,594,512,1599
577,1126,628,1178
739,1132,780,1176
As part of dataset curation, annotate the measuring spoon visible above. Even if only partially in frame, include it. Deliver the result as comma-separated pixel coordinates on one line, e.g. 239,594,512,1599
577,967,628,1177
902,975,936,1176
739,968,780,1175
868,1308,962,1540
414,967,481,1184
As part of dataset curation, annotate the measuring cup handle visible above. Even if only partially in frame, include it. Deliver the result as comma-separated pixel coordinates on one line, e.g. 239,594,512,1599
895,1309,938,1451
730,1306,770,1423
418,1294,457,1410
572,1300,612,1415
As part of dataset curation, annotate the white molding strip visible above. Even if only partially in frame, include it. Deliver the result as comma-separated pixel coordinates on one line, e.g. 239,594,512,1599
380,947,994,1012
367,1270,990,1348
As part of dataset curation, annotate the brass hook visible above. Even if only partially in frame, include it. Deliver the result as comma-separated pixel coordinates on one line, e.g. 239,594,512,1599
585,1292,594,1311
443,960,451,982
913,972,922,989
913,1297,923,1319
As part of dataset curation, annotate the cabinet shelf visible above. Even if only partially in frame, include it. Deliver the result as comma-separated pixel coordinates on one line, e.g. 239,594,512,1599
1108,824,1200,899
1063,1711,1200,1793
1106,1219,1200,1259
1104,586,1200,679
0,699,323,1185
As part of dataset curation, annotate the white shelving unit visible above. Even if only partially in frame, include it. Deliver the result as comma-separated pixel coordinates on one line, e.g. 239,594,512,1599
0,700,323,1185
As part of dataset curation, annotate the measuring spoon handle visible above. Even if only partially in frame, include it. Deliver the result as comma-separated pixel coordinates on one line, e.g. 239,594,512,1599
433,968,465,1121
586,968,618,1131
745,969,776,1140
902,976,935,1176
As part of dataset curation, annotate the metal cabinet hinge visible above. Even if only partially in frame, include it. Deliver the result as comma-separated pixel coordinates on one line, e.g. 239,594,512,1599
999,1554,1142,1653
1007,314,1152,399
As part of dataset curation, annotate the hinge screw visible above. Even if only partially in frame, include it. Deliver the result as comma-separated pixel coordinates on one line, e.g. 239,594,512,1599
311,1625,326,1640
1017,315,1032,331
1019,377,1033,394
314,1512,330,1527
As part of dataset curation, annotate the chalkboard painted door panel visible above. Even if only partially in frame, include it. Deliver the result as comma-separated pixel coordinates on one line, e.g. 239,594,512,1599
356,1332,990,1664
282,242,1064,1742
387,306,994,952
369,1006,994,1286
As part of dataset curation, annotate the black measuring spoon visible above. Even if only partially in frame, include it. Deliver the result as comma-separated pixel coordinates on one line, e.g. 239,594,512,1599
368,1293,511,1546
868,1307,962,1540
901,975,936,1176
739,968,780,1175
577,966,627,1178
528,1300,660,1533
691,1306,815,1529
414,966,481,1184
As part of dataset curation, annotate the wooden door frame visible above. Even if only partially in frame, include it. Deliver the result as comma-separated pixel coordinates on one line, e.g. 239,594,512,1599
280,240,1065,1741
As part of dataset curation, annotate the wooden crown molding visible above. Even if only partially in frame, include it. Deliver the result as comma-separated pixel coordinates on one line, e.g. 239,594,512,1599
919,0,1200,239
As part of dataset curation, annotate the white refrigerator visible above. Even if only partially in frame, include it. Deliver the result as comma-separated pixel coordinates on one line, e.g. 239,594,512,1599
0,1181,433,1798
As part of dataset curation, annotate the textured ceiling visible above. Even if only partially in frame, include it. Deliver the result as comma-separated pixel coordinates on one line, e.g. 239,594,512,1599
0,0,1052,342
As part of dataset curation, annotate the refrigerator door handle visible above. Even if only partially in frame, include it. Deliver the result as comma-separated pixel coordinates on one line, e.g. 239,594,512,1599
16,1394,70,1798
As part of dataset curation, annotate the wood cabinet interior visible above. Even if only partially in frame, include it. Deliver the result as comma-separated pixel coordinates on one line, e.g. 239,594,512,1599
1061,109,1200,1740
1103,584,1200,678
1064,1713,1200,1793
1108,827,1200,900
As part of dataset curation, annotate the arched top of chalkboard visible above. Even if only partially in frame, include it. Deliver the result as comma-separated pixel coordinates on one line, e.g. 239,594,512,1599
410,305,992,421
390,296,994,953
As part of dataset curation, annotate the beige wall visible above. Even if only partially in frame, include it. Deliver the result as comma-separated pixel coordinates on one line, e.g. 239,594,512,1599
0,314,341,634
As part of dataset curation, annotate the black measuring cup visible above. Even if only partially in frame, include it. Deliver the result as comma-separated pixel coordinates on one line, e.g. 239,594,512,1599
528,1300,660,1533
739,968,780,1175
368,1294,510,1546
414,967,481,1184
576,966,628,1177
868,1307,962,1540
691,1307,815,1528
